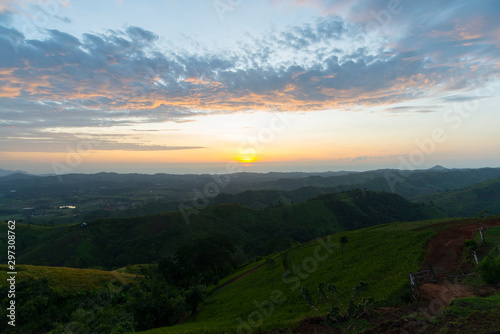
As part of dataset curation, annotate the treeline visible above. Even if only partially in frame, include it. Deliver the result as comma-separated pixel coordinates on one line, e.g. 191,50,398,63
0,235,240,333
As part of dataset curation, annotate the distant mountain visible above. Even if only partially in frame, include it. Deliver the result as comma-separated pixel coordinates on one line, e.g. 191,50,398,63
226,167,500,195
428,165,449,171
0,168,28,177
2,168,500,223
4,190,443,269
211,167,500,209
2,168,499,199
413,177,500,217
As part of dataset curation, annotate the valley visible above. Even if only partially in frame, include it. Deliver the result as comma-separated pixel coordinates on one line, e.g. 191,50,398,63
1,167,500,333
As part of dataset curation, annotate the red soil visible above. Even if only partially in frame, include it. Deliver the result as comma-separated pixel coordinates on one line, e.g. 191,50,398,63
418,281,475,304
418,218,500,303
425,218,500,273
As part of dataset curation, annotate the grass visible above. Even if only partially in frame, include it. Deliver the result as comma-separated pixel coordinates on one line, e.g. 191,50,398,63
140,219,440,333
1,216,498,333
446,293,500,318
361,217,457,232
0,264,137,294
476,225,500,260
206,258,267,294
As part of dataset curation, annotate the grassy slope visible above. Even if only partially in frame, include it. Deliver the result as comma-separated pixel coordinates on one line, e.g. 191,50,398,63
0,264,137,294
1,190,443,269
412,177,500,217
429,293,500,334
141,218,461,333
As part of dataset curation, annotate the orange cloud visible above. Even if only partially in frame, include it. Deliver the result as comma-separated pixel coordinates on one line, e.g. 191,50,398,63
428,18,484,42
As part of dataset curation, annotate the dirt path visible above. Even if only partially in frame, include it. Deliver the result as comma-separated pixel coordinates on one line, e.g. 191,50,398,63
418,218,500,303
425,218,500,273
418,281,475,304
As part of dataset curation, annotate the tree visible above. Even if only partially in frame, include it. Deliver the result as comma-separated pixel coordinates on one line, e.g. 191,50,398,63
173,235,238,286
340,236,348,268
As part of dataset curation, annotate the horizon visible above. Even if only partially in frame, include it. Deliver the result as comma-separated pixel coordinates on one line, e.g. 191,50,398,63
2,163,499,176
1,1,499,174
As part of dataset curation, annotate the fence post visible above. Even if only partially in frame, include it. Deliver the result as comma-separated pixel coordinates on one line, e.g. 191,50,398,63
426,260,438,282
472,250,479,264
478,227,485,243
409,273,419,299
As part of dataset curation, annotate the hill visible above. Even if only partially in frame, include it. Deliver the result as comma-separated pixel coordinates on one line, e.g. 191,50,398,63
413,177,500,217
0,168,28,177
1,190,443,269
2,217,499,333
0,264,136,294
252,167,500,196
1,167,499,225
210,168,500,209
140,216,500,333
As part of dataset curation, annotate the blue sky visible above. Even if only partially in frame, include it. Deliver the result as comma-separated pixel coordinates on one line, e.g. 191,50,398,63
0,0,499,174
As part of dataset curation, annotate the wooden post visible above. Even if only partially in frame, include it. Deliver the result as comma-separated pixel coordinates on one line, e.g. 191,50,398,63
478,227,485,243
472,250,479,264
409,273,419,298
426,260,438,282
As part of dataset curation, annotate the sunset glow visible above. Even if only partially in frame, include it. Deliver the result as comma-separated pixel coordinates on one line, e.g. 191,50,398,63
0,0,499,174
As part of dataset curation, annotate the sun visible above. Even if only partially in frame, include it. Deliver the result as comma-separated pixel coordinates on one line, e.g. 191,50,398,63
236,154,257,164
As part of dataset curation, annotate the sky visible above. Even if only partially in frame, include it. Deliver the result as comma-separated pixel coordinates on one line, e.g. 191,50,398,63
0,0,499,175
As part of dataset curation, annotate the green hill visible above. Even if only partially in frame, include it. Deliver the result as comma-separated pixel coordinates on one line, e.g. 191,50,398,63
138,217,499,334
2,216,499,333
210,168,500,210
2,167,500,226
0,264,136,294
413,177,500,217
1,190,443,269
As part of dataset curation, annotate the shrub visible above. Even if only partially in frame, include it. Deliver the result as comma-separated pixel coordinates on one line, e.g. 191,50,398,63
463,240,479,252
478,257,500,284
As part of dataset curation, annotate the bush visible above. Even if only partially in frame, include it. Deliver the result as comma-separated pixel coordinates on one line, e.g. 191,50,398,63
478,257,500,284
463,240,479,252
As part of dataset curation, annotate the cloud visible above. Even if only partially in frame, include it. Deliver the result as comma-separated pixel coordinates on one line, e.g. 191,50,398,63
0,129,205,152
54,15,71,24
441,95,489,102
383,105,439,114
0,15,496,118
0,1,499,150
